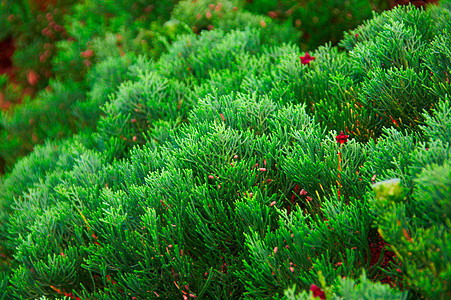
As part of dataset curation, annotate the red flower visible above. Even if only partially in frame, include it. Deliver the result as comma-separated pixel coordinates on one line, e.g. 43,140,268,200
27,70,40,86
80,49,93,58
310,284,326,299
300,52,316,65
336,131,349,145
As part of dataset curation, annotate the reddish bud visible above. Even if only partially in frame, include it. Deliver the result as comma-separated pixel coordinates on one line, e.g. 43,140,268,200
80,49,93,58
403,228,413,242
268,11,278,19
54,24,64,32
389,115,398,126
27,70,40,86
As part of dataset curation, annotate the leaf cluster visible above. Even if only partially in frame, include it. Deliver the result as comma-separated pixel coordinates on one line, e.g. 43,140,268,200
0,1,450,299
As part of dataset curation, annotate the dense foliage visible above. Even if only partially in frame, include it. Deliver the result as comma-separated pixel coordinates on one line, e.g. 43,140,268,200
0,0,450,299
0,0,398,168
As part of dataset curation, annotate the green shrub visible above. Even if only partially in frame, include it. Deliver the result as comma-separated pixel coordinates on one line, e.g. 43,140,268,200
95,68,189,162
0,1,450,299
0,1,181,170
0,79,85,167
285,271,408,299
52,0,179,82
0,74,21,107
2,0,76,90
317,4,451,141
369,97,451,299
243,0,391,50
172,0,299,45
156,28,263,81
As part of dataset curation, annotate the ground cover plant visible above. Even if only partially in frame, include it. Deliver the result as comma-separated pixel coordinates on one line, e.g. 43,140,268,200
0,0,450,299
0,0,402,170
